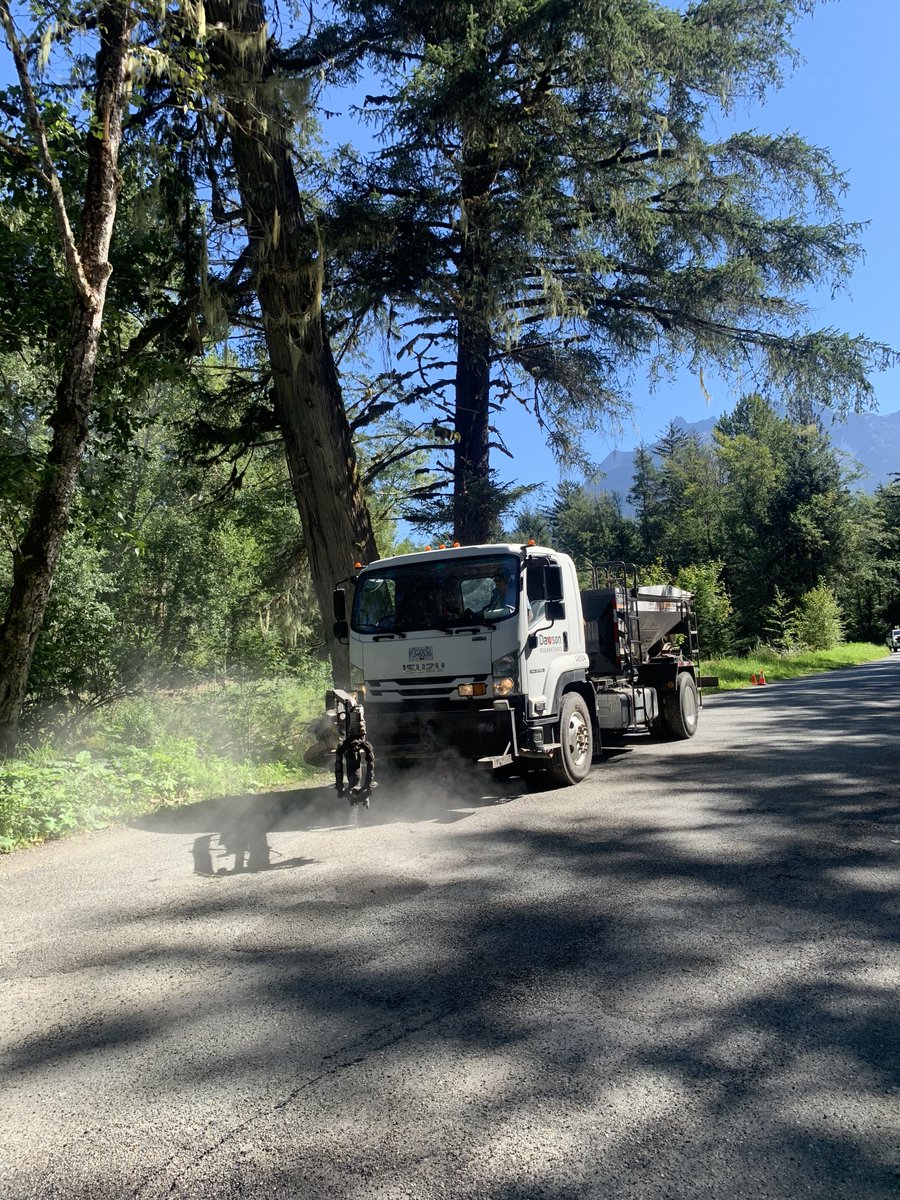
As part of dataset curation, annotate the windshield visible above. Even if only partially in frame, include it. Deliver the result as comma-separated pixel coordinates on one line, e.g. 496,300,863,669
352,554,520,633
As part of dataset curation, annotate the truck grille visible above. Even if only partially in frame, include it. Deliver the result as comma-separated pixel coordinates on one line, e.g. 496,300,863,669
367,675,488,701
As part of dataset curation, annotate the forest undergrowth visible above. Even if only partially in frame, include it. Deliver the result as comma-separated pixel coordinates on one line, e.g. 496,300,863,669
0,670,331,853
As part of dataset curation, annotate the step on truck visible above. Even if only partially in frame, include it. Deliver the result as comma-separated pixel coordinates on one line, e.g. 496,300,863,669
320,543,702,807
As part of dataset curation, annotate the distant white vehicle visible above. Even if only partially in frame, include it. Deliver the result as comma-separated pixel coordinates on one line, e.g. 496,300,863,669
889,627,900,653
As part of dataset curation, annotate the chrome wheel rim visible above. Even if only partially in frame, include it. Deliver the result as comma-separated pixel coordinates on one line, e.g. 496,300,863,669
566,709,591,768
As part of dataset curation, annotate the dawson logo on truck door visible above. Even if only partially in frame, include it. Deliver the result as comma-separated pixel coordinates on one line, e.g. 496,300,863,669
537,632,564,649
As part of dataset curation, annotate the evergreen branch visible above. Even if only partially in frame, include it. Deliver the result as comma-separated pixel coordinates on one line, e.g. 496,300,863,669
595,141,678,169
349,400,398,431
119,244,255,365
363,439,443,486
276,32,422,73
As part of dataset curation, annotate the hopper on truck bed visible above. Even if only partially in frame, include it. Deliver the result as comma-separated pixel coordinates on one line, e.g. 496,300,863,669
632,584,695,652
581,564,697,678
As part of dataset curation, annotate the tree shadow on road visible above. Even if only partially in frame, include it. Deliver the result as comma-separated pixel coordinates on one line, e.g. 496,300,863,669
4,659,899,1198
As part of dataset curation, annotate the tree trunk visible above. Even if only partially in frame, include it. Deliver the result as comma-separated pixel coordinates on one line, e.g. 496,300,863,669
0,3,133,757
453,153,496,545
207,0,377,686
453,306,493,544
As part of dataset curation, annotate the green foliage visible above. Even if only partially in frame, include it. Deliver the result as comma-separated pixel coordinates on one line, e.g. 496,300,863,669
25,537,123,714
712,395,856,636
404,470,534,544
0,353,53,549
508,482,641,566
674,561,733,657
837,481,900,641
635,561,674,588
630,432,726,565
320,0,893,536
94,674,332,762
762,586,795,652
0,674,331,852
789,584,844,651
761,581,844,653
0,363,333,733
540,396,880,653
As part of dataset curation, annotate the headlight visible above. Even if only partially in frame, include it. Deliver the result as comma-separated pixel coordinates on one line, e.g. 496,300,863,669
491,652,519,696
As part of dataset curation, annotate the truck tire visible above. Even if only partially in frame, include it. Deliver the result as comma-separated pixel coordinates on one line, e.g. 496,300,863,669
547,693,593,785
660,672,699,740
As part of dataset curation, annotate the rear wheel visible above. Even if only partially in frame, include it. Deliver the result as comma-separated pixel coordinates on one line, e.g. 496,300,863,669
660,672,699,740
547,693,593,785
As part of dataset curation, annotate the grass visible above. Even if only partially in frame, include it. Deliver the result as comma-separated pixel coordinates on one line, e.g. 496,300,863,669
702,642,887,691
0,671,332,854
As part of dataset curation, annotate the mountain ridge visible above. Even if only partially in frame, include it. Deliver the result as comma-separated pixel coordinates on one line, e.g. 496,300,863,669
588,408,900,506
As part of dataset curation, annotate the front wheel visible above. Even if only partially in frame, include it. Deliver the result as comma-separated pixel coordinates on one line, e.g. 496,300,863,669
547,693,593,785
660,672,699,740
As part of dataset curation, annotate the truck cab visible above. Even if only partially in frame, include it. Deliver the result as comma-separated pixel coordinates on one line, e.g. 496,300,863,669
326,543,701,802
344,543,589,773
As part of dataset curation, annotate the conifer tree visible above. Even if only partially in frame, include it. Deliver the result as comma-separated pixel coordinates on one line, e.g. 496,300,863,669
319,0,893,541
203,0,378,683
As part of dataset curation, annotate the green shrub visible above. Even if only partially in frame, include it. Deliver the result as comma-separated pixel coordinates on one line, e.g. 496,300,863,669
763,586,795,652
0,672,333,853
790,584,844,651
675,561,733,657
108,696,165,747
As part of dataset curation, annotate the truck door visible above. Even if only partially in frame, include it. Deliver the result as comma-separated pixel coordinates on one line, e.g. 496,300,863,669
524,560,554,706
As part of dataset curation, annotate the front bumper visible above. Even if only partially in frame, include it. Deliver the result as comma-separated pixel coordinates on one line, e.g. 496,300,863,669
365,697,528,762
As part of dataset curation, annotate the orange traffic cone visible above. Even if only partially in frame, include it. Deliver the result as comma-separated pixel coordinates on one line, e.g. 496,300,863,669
750,672,757,685
757,670,767,686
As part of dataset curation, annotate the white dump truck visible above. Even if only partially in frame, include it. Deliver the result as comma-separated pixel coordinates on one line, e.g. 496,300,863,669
323,543,702,805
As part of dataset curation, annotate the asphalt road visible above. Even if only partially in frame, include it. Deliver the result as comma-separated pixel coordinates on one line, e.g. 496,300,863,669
1,657,898,1200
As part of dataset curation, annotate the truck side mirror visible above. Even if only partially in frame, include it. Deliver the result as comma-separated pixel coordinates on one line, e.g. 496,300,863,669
546,599,565,621
545,564,564,601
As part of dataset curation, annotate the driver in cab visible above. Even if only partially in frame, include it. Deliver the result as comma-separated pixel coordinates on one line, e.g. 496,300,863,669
487,567,517,613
